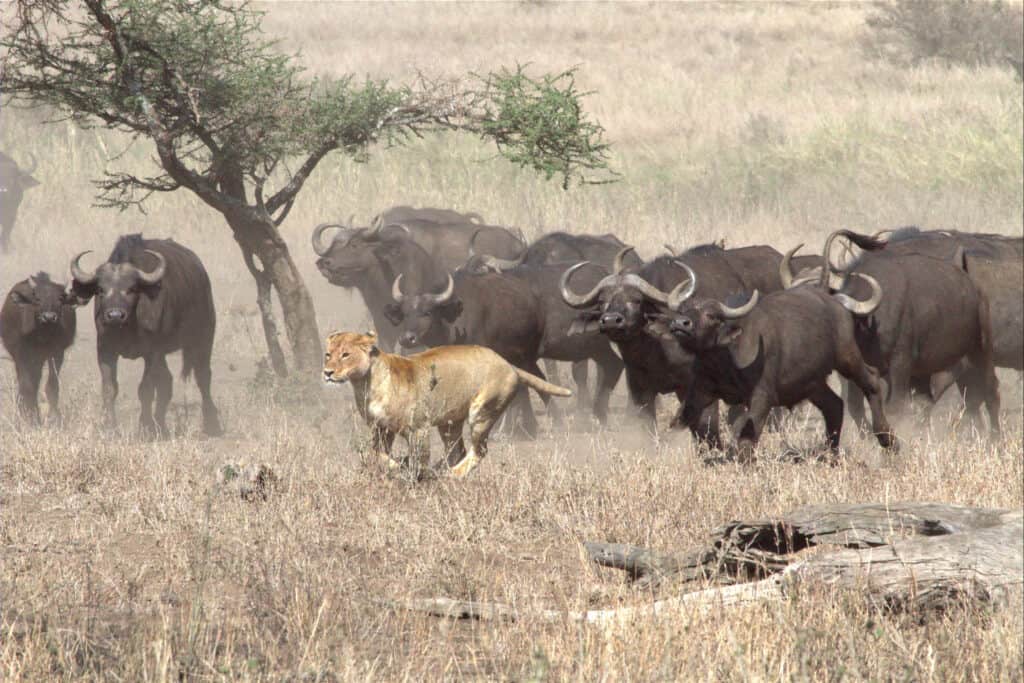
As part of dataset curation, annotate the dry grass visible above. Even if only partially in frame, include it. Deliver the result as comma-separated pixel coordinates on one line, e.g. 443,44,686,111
1,2,1022,680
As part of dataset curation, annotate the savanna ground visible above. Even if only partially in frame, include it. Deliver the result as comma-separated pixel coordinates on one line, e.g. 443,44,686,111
2,2,1023,680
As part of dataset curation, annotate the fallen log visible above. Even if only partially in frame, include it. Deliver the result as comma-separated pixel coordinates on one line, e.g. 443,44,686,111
390,502,1023,623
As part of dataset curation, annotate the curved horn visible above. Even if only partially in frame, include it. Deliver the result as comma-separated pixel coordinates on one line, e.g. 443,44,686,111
780,243,804,289
27,275,37,290
613,246,636,274
560,262,609,308
23,151,37,175
834,273,882,316
311,223,347,256
376,222,411,240
391,274,405,303
135,250,166,285
717,290,760,319
70,251,97,285
424,273,455,305
663,243,679,257
820,230,849,289
667,262,697,310
469,228,524,271
619,274,672,305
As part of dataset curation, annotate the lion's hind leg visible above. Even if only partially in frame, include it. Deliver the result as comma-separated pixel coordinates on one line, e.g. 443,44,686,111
438,420,467,467
450,376,519,479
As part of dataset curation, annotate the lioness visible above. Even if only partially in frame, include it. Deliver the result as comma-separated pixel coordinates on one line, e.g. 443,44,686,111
323,331,573,478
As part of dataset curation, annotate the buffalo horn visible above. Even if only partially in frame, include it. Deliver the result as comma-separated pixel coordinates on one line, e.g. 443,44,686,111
27,275,37,290
560,262,607,308
666,262,698,310
391,273,405,303
717,290,760,319
70,251,98,285
779,243,804,289
24,151,38,175
612,246,635,274
424,273,455,305
469,228,524,271
311,223,349,256
619,274,672,305
834,273,882,316
135,250,166,285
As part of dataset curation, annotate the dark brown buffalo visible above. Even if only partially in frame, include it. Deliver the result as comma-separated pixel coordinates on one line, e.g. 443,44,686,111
560,246,752,436
666,242,822,295
0,150,40,252
1,273,76,423
384,267,551,438
313,208,523,274
797,230,1001,435
463,230,642,275
312,225,449,352
375,205,485,227
460,230,639,421
70,235,222,437
660,263,896,461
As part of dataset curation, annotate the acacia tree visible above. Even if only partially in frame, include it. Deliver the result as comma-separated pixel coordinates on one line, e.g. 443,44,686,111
1,0,614,373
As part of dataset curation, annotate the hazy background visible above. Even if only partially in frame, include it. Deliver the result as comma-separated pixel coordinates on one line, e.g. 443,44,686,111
2,3,1022,680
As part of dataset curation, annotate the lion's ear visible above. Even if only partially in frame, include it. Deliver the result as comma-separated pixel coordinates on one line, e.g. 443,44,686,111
365,330,377,340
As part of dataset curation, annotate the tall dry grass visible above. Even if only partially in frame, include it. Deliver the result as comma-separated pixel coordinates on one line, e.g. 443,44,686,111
1,2,1022,680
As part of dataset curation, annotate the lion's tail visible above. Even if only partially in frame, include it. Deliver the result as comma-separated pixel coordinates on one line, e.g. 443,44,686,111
515,368,573,397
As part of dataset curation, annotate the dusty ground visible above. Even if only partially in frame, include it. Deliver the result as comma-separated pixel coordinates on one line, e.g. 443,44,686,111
2,2,1022,680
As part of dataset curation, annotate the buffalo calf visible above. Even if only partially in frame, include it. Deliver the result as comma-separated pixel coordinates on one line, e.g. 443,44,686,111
1,273,76,423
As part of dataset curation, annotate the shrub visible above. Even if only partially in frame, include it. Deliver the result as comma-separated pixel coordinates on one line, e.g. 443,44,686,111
863,0,1024,71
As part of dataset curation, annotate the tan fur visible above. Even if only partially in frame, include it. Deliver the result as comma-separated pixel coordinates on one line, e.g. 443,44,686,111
323,331,572,478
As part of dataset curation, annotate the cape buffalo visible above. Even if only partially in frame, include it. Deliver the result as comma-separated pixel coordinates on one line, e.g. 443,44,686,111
313,224,449,352
0,150,40,252
560,245,759,437
659,261,897,461
798,230,1001,435
463,230,642,275
70,235,222,437
1,273,76,423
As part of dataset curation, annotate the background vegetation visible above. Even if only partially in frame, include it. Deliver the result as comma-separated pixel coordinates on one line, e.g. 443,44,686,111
2,2,1022,680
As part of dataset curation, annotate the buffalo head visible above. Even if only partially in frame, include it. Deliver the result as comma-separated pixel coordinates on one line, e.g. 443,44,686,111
312,219,412,286
5,273,74,332
70,249,166,327
559,247,685,341
384,273,460,348
668,289,761,353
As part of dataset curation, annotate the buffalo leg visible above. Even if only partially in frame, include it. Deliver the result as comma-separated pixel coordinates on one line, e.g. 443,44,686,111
0,204,18,252
151,354,173,437
571,361,591,415
44,353,64,424
625,369,658,433
733,392,771,464
843,380,869,433
808,384,844,453
98,348,119,430
193,356,223,436
959,367,1001,438
138,355,159,437
592,346,624,427
839,354,898,451
542,360,565,426
679,388,722,451
14,353,43,424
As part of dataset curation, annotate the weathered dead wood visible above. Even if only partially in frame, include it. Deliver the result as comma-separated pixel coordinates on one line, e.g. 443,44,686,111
391,502,1023,623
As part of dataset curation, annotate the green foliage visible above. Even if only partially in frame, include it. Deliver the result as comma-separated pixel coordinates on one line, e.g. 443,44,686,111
863,0,1024,69
471,65,616,189
0,0,614,214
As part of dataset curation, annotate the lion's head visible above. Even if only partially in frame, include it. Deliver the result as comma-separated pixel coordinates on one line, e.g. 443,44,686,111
323,331,378,384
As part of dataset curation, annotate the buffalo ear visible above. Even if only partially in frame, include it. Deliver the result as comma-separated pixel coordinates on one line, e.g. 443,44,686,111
568,318,601,336
68,281,97,305
716,323,742,347
440,299,463,323
383,303,404,326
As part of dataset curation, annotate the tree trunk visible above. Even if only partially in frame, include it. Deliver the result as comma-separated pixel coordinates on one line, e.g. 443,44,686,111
390,502,1023,624
228,212,322,375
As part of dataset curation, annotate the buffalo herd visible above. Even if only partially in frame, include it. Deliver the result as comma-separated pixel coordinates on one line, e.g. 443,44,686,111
3,200,1022,464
